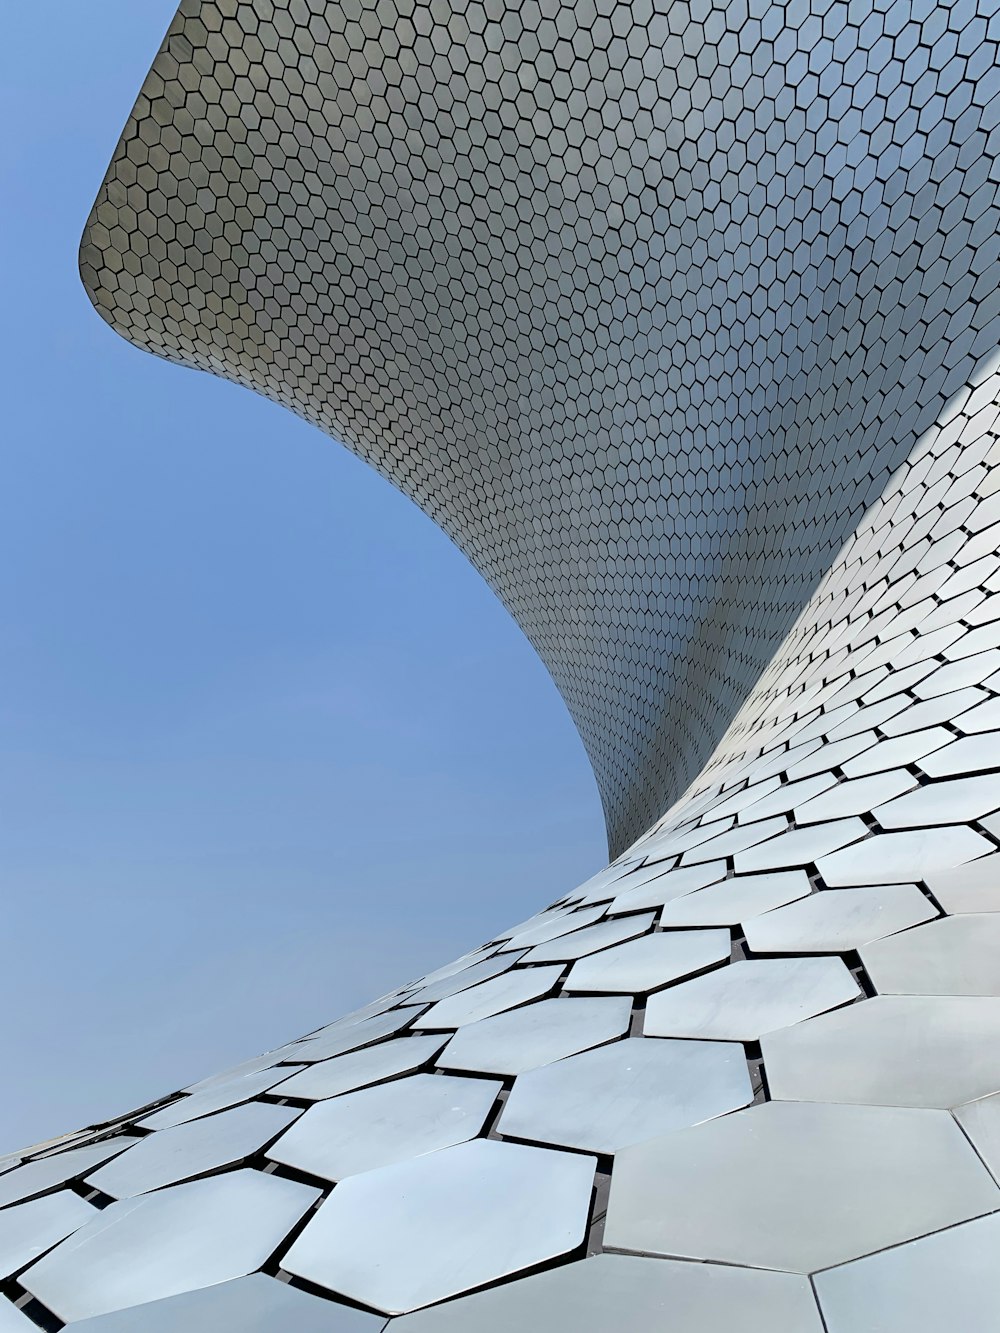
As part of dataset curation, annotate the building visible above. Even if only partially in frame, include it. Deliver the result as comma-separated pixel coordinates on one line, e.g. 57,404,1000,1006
3,0,1000,1327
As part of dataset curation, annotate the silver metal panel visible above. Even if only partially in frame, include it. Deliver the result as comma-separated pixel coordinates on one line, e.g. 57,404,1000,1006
521,913,654,964
644,958,860,1041
0,1138,139,1209
182,1052,299,1095
0,1191,96,1279
438,996,631,1074
919,732,1000,778
744,886,937,954
564,931,730,994
604,1101,1000,1272
86,1103,300,1198
498,1037,752,1153
405,954,521,1003
391,1253,824,1333
656,871,811,927
266,1073,501,1180
735,820,868,873
926,856,1000,913
817,827,994,886
498,909,605,952
954,1092,1000,1185
735,774,836,824
20,1171,320,1323
282,1139,594,1314
794,772,916,824
0,1300,33,1332
762,996,1000,1108
608,862,727,913
55,1273,385,1332
841,727,954,778
861,915,1000,996
679,817,789,866
815,1212,1000,1333
139,1069,300,1130
271,1035,446,1101
874,775,1000,829
287,1010,424,1063
413,967,563,1029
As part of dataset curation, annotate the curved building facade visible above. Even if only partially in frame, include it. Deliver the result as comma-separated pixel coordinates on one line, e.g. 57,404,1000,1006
3,0,1000,1328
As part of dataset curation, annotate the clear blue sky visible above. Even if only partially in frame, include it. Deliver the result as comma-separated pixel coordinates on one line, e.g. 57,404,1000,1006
0,3,604,1152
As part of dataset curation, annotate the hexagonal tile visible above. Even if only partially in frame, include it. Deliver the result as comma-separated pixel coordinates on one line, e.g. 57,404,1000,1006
815,1213,1000,1333
604,1102,999,1272
498,1036,752,1153
86,1103,300,1198
861,915,1000,995
438,997,631,1075
391,1253,824,1333
20,1171,320,1323
44,1273,383,1332
266,1073,501,1180
282,1139,594,1314
762,996,1000,1108
644,957,860,1041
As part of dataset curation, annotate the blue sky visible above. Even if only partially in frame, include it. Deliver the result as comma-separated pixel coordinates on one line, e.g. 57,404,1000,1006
0,4,604,1151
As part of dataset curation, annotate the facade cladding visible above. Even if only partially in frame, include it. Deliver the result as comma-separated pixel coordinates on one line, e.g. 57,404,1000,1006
2,0,1000,1327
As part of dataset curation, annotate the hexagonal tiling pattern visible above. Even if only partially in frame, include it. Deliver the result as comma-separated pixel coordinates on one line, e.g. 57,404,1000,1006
4,0,1000,1328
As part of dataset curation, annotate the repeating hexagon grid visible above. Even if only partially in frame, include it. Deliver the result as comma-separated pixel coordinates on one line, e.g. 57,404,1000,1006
4,0,1000,1328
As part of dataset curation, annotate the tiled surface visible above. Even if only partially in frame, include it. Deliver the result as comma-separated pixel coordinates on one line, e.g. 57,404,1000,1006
9,0,999,1327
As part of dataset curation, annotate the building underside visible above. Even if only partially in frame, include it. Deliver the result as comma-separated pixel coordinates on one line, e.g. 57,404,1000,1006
3,0,1000,1327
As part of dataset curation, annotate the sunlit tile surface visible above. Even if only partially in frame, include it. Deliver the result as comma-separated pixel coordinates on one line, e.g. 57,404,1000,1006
391,1254,824,1333
815,1213,1000,1333
58,1274,385,1332
282,1140,594,1313
498,1037,752,1153
20,1171,319,1322
604,1102,1000,1272
266,1072,501,1179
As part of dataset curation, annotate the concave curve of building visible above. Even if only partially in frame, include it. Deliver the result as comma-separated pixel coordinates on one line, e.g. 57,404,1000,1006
3,0,1000,1329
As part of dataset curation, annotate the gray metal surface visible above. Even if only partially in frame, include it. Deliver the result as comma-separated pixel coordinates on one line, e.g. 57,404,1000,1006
564,931,730,994
744,886,937,955
62,1274,386,1332
520,913,654,964
0,1302,33,1332
438,997,631,1074
0,1138,138,1209
954,1092,1000,1185
282,1139,594,1313
390,1253,825,1333
138,1070,297,1130
20,1171,319,1323
762,996,1000,1109
498,1037,752,1153
413,968,563,1029
644,958,861,1041
861,915,1000,996
86,1103,300,1198
266,1073,501,1179
272,1035,447,1101
0,1192,96,1279
814,1212,1000,1333
604,1101,1000,1272
655,871,811,927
